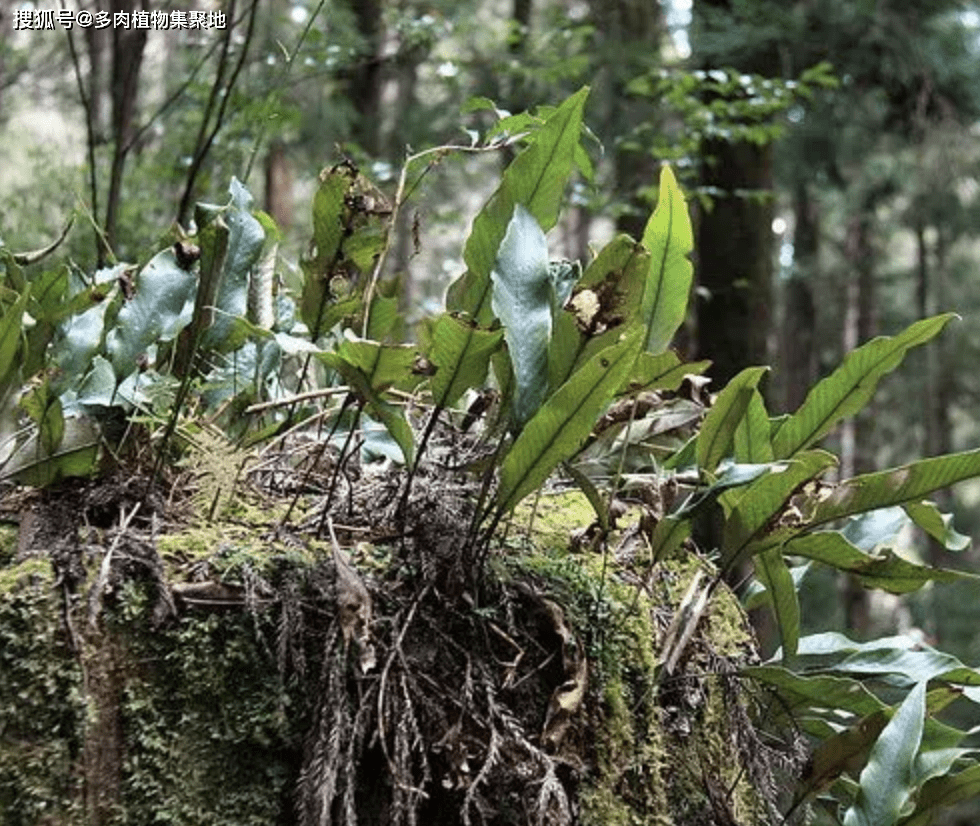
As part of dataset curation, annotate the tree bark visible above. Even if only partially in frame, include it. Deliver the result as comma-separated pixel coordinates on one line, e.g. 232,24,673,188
839,206,877,637
779,183,818,413
588,0,665,240
104,0,148,257
345,0,384,157
696,139,774,386
692,0,778,387
264,139,293,232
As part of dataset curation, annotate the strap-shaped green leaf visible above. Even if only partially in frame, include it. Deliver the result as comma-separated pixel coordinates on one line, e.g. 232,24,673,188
496,330,641,514
903,764,980,826
744,666,886,719
754,546,801,662
106,248,197,377
625,351,711,394
449,87,589,324
426,314,504,410
203,178,267,353
697,365,769,473
491,204,553,427
550,234,649,391
844,681,925,826
649,515,691,563
318,350,414,466
335,337,418,391
782,531,975,594
0,287,30,390
794,632,980,688
810,448,980,528
721,449,837,567
772,314,957,459
734,389,774,463
641,165,694,354
904,501,971,551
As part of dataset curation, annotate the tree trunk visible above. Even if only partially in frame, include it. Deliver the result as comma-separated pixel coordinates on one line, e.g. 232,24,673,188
692,0,777,387
84,22,109,142
264,139,293,233
588,0,665,241
840,206,877,637
104,0,148,258
779,183,818,413
696,140,774,386
345,0,384,157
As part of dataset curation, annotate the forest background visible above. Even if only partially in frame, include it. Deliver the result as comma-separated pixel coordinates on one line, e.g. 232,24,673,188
3,0,980,820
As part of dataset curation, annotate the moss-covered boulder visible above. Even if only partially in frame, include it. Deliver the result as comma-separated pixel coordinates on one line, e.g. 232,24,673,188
0,482,797,825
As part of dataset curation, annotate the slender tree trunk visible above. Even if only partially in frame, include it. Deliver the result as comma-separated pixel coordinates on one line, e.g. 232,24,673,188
104,0,148,258
779,183,818,412
692,0,777,386
84,23,109,141
924,225,956,645
346,0,384,157
840,206,877,637
264,139,293,232
696,140,774,385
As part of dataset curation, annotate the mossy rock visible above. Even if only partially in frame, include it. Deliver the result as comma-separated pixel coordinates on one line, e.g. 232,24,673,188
0,482,792,826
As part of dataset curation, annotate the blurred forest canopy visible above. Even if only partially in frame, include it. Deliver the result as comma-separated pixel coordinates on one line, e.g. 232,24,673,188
4,0,980,670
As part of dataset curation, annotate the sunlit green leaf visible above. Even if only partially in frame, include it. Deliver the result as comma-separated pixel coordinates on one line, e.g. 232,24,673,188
772,314,957,459
810,448,980,528
624,351,711,394
641,165,694,354
697,366,768,473
783,531,976,594
426,314,504,410
721,449,837,566
318,352,414,466
794,632,980,690
449,87,589,323
734,389,773,463
334,336,418,390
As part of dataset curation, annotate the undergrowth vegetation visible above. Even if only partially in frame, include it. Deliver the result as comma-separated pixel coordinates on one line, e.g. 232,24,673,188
2,87,980,824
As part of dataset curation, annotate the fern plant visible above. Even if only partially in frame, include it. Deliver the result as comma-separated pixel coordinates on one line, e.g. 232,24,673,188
3,85,980,824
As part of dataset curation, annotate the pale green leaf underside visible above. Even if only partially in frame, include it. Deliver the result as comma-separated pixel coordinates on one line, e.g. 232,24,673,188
843,681,925,826
491,204,553,427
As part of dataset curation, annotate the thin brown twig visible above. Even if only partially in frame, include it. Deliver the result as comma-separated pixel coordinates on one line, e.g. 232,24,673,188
376,583,431,779
87,501,142,629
